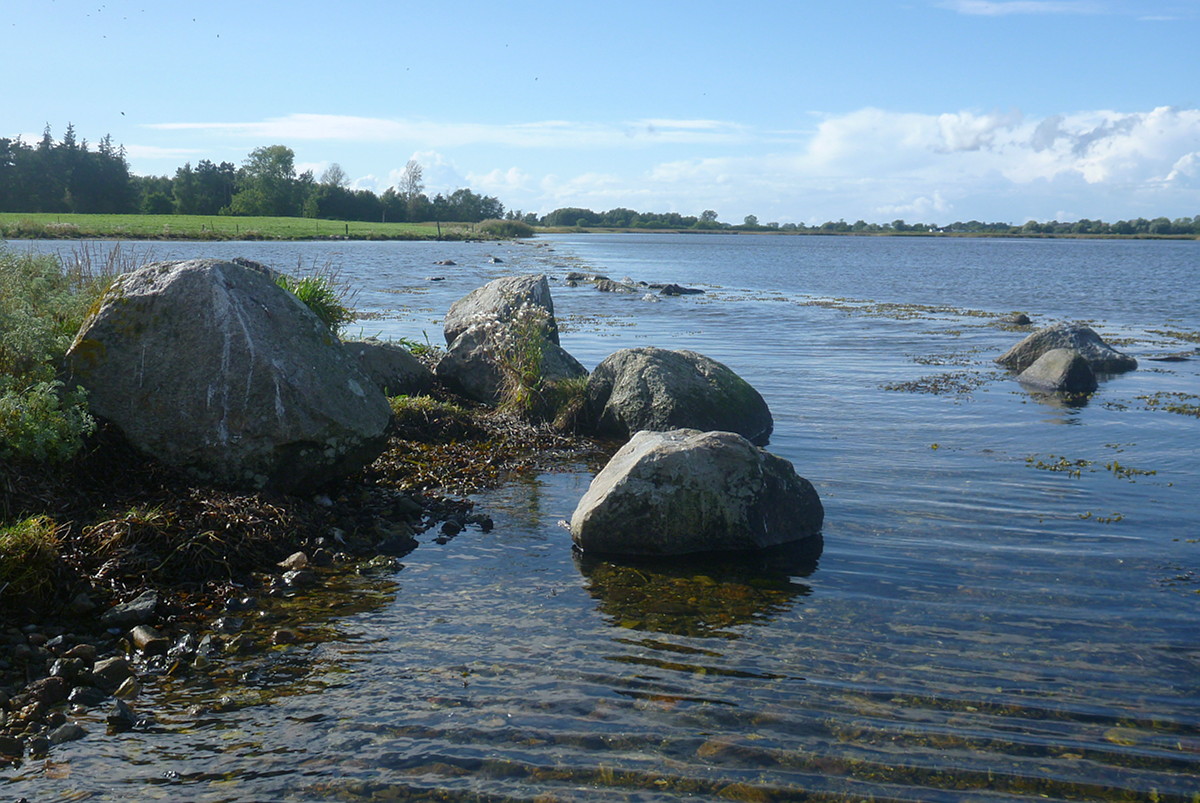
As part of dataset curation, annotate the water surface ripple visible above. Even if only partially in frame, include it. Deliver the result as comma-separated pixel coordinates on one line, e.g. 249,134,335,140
5,234,1199,801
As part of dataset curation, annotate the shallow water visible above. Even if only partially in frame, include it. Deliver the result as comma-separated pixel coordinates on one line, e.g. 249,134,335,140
5,233,1200,801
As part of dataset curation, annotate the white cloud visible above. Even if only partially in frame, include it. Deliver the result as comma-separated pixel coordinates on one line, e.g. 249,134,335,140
146,114,754,149
939,0,1104,15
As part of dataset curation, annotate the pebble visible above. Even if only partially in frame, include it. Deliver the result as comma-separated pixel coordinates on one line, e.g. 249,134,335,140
129,624,168,656
49,723,87,745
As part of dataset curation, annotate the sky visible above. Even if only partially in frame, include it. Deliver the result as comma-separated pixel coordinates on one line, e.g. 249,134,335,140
4,0,1199,225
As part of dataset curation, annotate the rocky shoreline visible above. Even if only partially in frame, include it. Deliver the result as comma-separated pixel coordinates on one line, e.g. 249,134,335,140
0,397,606,766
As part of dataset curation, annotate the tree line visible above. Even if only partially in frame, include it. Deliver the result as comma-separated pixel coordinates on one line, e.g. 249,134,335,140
0,126,505,224
3,125,1197,235
540,208,1200,236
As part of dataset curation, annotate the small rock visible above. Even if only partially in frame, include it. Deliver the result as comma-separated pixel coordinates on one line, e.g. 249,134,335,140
27,735,50,757
214,616,244,634
272,629,299,645
0,735,22,757
129,625,169,656
67,686,108,708
659,283,705,296
91,657,133,691
278,551,309,571
67,592,96,615
106,699,137,731
62,643,98,662
282,569,318,588
113,676,141,700
100,590,158,628
26,676,68,706
440,520,464,537
49,723,87,745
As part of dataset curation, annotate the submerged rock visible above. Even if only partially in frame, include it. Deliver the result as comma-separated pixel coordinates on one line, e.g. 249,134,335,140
1017,348,1098,395
65,258,391,493
570,429,823,556
584,347,773,446
996,321,1137,373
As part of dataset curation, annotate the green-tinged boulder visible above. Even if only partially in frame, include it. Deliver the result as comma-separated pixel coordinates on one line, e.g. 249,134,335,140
997,321,1137,373
584,347,773,445
570,428,822,556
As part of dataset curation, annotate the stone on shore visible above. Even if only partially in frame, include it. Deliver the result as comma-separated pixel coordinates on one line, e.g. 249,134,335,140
1017,348,1098,395
584,347,773,446
570,429,823,556
65,258,391,493
342,338,434,397
996,321,1137,373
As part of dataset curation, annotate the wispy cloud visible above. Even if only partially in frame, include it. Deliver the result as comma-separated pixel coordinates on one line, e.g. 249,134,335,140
939,0,1105,15
147,114,755,149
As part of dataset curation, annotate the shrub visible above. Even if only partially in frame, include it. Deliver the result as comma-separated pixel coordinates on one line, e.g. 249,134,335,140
0,381,95,463
483,302,551,418
546,375,590,432
478,218,535,238
276,271,356,333
0,515,62,608
0,249,104,463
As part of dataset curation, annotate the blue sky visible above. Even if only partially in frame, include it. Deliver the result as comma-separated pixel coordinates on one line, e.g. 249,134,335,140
5,0,1199,224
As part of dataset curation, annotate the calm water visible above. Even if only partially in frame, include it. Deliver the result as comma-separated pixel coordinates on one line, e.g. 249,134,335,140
5,234,1200,801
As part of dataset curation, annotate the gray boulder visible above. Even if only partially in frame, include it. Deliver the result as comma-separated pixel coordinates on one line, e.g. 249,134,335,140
1017,348,1098,395
436,274,585,404
343,338,433,397
585,347,773,445
996,321,1137,373
66,258,390,492
570,429,823,556
443,274,559,346
435,322,586,404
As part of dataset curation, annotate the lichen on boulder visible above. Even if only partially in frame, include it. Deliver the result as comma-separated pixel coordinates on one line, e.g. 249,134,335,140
65,258,390,493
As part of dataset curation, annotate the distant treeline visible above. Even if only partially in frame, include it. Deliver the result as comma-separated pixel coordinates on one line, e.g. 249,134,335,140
541,207,1200,236
3,126,1197,235
1,126,505,224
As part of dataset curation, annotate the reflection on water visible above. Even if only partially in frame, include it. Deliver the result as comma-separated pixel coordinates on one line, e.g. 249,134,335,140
576,538,821,638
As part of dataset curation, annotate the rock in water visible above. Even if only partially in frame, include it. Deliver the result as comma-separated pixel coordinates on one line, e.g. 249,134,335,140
442,274,560,346
584,347,773,445
65,259,390,492
436,274,586,404
1017,348,1098,394
996,321,1137,373
570,429,822,556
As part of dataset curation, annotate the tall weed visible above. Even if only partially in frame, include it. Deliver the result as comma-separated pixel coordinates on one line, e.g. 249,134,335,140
0,248,104,463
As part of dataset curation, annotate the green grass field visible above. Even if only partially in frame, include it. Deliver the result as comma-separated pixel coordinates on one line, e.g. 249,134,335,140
0,213,478,241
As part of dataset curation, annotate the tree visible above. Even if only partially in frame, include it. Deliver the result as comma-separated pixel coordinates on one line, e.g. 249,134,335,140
229,145,302,216
320,162,349,188
743,214,759,228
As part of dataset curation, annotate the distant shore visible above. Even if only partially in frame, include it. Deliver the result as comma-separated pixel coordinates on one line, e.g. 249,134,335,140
2,212,1196,242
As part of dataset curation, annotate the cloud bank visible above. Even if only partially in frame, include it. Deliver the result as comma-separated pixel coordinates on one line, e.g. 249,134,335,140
141,106,1200,223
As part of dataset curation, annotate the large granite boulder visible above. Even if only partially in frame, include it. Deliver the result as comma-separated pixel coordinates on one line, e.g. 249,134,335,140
570,429,823,556
584,347,773,445
435,322,586,404
443,274,559,346
997,321,1137,373
1017,348,1098,395
343,338,434,397
436,274,585,404
65,259,390,492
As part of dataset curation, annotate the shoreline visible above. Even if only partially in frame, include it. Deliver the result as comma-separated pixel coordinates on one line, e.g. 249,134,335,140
0,392,610,764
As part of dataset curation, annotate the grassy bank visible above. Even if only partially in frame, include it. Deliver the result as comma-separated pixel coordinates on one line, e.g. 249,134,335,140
0,213,485,241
